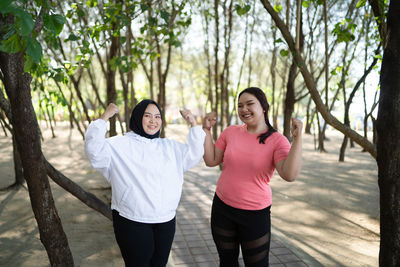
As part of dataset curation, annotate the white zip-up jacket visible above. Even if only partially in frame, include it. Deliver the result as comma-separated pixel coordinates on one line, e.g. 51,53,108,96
85,119,206,223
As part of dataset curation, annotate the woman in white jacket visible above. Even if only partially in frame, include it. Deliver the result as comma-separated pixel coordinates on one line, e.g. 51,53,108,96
85,100,206,267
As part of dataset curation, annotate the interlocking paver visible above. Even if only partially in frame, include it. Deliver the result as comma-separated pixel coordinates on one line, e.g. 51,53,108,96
168,164,313,266
285,262,309,267
276,254,302,263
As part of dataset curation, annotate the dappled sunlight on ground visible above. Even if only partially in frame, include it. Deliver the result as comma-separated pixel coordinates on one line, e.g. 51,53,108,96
270,131,378,266
0,124,379,266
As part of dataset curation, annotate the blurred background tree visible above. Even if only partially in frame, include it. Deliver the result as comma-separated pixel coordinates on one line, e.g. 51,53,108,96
1,0,398,265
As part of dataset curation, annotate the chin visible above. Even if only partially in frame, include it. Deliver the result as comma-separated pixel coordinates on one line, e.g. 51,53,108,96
145,129,159,135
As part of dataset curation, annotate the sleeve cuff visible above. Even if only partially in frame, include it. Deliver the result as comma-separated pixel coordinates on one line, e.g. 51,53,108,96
190,125,207,139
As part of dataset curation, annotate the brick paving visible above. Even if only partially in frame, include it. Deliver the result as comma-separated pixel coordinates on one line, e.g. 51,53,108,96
167,164,311,267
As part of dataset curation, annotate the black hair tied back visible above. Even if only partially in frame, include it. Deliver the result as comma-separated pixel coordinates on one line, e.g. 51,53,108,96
239,87,276,144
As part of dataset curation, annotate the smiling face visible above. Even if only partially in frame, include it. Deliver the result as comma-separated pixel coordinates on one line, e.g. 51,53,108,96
237,93,266,127
142,104,162,135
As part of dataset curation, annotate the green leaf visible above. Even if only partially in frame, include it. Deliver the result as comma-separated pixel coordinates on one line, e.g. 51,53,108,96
273,4,282,13
0,0,14,10
14,8,34,36
86,0,98,7
140,4,149,12
160,10,170,23
51,14,65,34
274,38,284,44
53,71,68,84
67,33,80,41
24,54,34,72
302,1,310,8
0,34,22,53
82,40,90,48
356,0,367,8
280,49,289,57
26,37,43,63
44,14,65,35
77,8,85,17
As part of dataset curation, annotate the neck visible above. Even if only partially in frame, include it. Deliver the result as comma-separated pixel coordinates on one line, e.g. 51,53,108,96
246,122,268,134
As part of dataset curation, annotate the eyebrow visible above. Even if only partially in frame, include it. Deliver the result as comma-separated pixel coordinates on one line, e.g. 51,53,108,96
144,112,161,115
238,100,255,104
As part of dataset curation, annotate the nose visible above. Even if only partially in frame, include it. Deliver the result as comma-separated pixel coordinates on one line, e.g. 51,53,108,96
240,106,248,112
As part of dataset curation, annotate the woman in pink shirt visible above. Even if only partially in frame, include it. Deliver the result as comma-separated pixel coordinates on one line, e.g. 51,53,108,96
203,87,303,266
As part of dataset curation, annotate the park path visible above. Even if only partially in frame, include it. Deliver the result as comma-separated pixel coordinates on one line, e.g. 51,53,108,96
169,161,313,266
0,123,379,266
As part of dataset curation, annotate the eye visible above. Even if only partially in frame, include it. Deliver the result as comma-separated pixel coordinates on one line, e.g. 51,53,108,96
155,115,161,119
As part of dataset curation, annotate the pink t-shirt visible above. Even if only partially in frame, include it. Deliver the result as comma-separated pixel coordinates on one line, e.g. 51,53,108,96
215,124,291,210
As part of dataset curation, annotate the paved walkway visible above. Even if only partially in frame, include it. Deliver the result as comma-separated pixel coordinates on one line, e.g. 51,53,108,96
167,164,313,267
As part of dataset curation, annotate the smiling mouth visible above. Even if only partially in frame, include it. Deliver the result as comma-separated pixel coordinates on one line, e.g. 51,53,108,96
241,113,253,119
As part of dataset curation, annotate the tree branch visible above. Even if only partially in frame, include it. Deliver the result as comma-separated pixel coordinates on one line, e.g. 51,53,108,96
45,159,112,220
260,0,377,158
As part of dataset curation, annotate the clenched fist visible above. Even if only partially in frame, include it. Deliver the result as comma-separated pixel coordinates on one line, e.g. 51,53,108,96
180,109,196,127
202,112,217,131
101,103,119,121
290,118,303,139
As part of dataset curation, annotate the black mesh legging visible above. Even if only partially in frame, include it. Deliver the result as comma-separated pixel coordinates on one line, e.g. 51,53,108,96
211,194,271,267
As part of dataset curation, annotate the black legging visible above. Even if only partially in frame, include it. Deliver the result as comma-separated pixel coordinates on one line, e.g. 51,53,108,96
211,194,271,267
112,210,176,267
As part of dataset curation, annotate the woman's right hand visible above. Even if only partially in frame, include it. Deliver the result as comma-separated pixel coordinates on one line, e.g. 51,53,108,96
202,112,217,131
100,103,119,121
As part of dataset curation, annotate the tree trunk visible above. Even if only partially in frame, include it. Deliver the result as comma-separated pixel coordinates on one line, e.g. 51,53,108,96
106,34,119,137
0,50,74,265
12,134,25,185
319,0,329,152
376,1,400,265
0,93,24,187
270,26,278,129
55,82,85,140
0,114,8,136
155,33,167,137
70,71,91,126
284,61,296,139
220,0,233,127
213,0,220,140
304,97,313,134
201,2,213,113
87,67,106,109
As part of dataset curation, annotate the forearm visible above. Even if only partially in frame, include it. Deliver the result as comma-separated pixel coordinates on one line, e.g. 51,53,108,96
280,137,302,182
100,114,108,121
203,130,218,167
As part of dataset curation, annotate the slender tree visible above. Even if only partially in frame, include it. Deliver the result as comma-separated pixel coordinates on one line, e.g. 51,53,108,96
376,0,400,265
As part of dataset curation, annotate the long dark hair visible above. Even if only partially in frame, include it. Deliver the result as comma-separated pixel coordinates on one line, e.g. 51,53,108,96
238,87,276,144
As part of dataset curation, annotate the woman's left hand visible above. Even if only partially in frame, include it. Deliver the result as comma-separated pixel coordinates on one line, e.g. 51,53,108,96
180,109,196,127
291,118,303,139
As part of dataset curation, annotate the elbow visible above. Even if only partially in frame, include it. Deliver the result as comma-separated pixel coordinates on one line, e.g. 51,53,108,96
203,157,219,167
280,171,299,182
204,161,218,167
285,176,297,182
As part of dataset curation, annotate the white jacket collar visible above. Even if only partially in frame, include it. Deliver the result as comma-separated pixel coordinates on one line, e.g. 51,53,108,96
125,131,158,143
